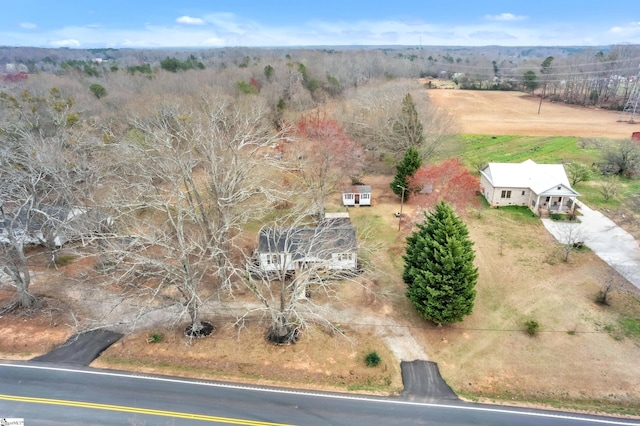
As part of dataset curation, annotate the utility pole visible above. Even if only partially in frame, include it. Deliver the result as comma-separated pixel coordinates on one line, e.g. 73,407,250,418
397,185,406,231
538,56,554,115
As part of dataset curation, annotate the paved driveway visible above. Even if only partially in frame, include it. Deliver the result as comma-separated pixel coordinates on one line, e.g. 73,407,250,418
542,201,640,290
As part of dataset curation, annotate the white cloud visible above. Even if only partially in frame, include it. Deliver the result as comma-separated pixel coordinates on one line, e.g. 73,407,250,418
176,16,205,25
20,22,37,29
2,13,639,48
484,13,527,22
202,37,224,46
610,22,640,35
50,38,81,47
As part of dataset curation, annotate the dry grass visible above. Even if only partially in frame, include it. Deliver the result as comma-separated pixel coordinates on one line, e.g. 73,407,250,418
419,207,640,414
427,88,639,139
92,321,402,394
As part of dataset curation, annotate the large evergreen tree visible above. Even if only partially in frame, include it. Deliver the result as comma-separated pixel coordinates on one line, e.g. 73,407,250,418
394,93,425,148
391,147,422,200
403,201,478,324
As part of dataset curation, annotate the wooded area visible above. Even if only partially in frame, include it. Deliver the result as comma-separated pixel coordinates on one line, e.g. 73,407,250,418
3,44,640,109
1,44,639,337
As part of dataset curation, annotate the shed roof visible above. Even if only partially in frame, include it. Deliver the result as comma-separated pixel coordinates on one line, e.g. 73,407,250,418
342,185,371,194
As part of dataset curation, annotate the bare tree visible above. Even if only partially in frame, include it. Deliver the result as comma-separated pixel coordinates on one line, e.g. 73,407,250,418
341,80,456,166
556,223,585,262
0,201,34,309
565,162,594,186
605,139,640,177
595,269,619,306
241,213,360,343
600,175,621,202
288,114,365,214
0,87,103,309
98,94,289,335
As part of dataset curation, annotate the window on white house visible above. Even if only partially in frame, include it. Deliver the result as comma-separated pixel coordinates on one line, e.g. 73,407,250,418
362,193,369,199
501,190,511,198
337,253,353,261
521,190,525,196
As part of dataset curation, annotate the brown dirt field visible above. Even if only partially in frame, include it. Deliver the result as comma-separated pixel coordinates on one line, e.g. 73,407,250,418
428,89,640,139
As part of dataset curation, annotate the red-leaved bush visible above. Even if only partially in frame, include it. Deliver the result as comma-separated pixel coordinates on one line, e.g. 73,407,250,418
408,158,481,214
294,114,365,183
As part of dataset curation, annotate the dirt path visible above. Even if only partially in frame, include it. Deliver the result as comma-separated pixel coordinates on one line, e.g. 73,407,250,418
428,89,640,139
328,306,429,362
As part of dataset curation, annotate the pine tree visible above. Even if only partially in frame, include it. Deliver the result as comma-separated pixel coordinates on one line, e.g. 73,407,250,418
391,147,422,200
393,93,425,149
403,201,478,324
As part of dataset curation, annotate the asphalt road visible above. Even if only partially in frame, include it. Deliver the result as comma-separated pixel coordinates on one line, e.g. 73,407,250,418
1,362,638,426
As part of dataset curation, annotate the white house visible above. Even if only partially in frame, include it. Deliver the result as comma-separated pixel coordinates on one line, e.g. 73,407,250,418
342,185,371,207
480,159,580,215
254,213,358,277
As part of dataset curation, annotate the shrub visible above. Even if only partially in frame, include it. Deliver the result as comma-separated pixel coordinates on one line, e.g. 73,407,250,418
89,83,106,99
236,80,259,95
50,254,75,267
365,351,381,367
146,332,164,343
595,290,608,305
525,320,540,336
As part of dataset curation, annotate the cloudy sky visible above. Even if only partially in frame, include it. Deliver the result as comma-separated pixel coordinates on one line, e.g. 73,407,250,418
2,0,640,48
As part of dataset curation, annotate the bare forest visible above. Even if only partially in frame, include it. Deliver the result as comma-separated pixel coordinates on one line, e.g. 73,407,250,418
0,45,470,337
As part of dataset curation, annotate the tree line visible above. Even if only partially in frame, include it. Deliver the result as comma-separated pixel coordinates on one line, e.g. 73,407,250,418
3,44,640,111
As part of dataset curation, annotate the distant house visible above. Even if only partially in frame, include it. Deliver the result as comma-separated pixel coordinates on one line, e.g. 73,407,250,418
480,159,580,215
342,185,371,207
254,212,358,276
0,205,111,247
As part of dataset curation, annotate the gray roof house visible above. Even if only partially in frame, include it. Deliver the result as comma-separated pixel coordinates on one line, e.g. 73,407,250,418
254,213,358,276
0,205,110,247
480,159,580,215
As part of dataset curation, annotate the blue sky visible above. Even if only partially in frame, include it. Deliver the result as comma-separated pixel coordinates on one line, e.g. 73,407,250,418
2,1,639,48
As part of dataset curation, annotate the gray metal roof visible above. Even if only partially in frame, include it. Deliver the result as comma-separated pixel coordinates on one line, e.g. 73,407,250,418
258,224,357,260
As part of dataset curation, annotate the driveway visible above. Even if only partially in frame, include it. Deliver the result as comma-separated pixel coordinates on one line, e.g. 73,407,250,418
31,330,123,366
542,201,640,290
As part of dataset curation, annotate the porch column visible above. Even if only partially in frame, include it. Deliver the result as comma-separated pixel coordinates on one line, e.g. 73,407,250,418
535,195,541,215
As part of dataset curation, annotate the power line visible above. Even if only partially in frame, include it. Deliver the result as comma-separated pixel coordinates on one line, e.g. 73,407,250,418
618,65,640,123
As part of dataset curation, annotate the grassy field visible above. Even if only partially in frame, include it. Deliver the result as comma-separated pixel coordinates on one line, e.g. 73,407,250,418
456,134,604,167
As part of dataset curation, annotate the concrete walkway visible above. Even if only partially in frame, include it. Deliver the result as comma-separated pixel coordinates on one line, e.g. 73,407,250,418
542,201,640,290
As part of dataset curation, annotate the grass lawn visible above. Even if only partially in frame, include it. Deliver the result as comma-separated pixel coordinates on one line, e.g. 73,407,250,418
456,134,604,168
